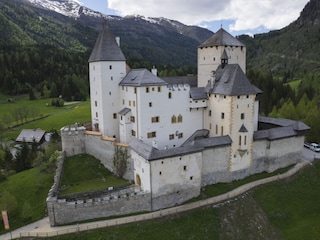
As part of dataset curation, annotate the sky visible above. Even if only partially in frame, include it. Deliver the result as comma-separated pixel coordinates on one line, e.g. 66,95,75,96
78,0,310,36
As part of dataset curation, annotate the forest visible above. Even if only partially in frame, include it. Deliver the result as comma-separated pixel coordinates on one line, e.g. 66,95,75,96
0,41,320,143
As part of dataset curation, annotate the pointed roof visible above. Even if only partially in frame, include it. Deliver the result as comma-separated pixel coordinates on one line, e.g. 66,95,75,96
239,124,248,132
199,28,245,48
120,69,168,86
221,49,228,60
88,23,126,62
211,64,260,96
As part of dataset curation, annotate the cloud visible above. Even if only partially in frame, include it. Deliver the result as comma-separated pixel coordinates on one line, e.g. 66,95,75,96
108,0,308,32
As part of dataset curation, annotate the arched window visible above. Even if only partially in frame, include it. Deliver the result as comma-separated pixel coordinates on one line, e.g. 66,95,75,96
171,115,177,123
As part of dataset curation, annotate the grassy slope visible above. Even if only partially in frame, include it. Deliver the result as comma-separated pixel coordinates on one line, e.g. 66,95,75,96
0,168,53,234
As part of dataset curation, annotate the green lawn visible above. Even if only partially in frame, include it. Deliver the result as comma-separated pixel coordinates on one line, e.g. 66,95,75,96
0,95,91,140
0,168,53,234
60,155,128,195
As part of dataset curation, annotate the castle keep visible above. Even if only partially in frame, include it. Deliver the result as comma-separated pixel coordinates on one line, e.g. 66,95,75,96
52,24,309,225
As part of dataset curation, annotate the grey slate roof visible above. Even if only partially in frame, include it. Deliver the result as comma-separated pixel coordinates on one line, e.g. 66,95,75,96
254,126,297,140
118,108,131,116
88,23,126,62
221,49,228,60
190,87,208,100
258,116,310,131
210,64,261,96
254,116,310,141
199,28,245,48
239,124,248,132
130,131,232,161
120,69,168,86
16,129,45,143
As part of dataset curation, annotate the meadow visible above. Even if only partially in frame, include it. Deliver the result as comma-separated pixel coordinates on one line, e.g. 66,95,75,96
0,93,91,140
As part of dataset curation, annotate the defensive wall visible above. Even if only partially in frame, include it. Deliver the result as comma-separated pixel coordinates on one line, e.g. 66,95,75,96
51,125,304,226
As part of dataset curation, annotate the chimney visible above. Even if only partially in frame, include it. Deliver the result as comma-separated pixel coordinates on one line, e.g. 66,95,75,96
115,36,120,46
151,66,157,76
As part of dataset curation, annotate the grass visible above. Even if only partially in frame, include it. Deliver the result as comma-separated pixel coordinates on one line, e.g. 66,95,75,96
0,93,91,140
285,79,301,92
60,154,128,195
45,162,320,239
0,168,53,234
253,162,320,240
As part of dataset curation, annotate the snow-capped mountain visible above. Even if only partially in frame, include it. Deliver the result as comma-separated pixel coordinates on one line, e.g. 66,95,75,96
25,0,104,18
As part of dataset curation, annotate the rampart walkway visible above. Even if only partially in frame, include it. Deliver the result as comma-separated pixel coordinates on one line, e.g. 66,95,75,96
0,159,312,239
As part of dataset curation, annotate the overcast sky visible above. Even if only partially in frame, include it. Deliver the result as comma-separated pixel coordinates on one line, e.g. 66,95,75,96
79,0,309,36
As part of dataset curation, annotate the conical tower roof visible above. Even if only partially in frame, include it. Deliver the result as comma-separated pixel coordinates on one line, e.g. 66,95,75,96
88,23,126,62
199,28,245,48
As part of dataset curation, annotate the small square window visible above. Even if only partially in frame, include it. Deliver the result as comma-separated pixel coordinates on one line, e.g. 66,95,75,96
241,113,245,120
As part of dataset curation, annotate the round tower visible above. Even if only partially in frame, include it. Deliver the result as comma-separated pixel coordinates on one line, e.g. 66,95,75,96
88,23,127,139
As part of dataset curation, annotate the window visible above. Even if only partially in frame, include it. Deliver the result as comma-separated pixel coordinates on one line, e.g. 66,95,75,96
178,114,183,123
95,101,97,107
131,130,136,136
215,125,218,134
183,166,187,171
239,135,242,145
244,136,247,145
133,101,135,107
178,132,183,139
221,126,224,136
152,116,160,123
158,86,161,92
209,110,212,116
130,116,135,123
241,113,245,120
171,115,177,123
129,100,131,106
109,65,112,70
169,134,174,140
126,87,128,92
221,112,225,119
152,87,155,91
149,102,152,107
96,112,98,118
122,99,125,105
113,113,117,119
147,131,156,138
134,87,137,94
168,92,172,99
109,92,111,95
146,87,149,93
111,76,113,81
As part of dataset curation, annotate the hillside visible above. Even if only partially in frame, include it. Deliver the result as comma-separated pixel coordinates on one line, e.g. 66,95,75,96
240,0,320,80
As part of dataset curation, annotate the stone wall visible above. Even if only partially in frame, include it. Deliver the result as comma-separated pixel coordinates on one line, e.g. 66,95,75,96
47,188,151,226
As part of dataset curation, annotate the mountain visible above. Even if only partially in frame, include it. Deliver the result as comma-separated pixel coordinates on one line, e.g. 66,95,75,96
13,0,213,66
239,0,320,80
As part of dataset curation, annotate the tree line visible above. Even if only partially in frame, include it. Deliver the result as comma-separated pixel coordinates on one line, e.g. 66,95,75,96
247,70,320,142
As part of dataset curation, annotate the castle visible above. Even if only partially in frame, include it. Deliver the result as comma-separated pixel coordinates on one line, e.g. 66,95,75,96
55,24,309,224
